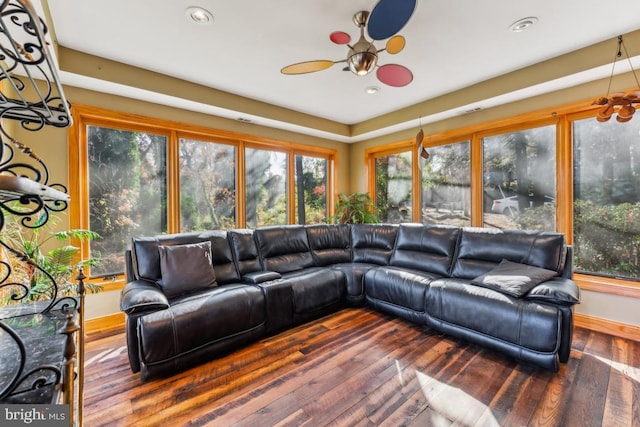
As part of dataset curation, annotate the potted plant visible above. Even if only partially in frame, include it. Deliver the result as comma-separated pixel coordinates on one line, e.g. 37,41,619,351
0,213,102,304
331,192,381,224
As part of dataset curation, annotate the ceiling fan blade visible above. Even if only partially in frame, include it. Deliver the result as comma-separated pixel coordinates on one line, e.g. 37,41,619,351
367,0,416,40
377,64,413,87
386,36,406,55
330,31,351,45
281,60,335,75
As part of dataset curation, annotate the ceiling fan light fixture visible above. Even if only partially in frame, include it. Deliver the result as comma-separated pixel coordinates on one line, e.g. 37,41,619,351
347,38,378,76
348,51,378,75
281,5,415,86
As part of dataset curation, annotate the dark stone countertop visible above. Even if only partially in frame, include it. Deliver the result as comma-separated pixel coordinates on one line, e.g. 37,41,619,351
0,303,74,404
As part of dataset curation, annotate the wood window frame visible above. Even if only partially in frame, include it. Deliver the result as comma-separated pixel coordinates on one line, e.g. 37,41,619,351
365,140,419,221
69,105,337,291
365,100,640,300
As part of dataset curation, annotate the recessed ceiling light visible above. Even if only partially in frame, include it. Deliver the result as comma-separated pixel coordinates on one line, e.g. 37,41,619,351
509,17,538,33
365,86,380,94
186,6,213,25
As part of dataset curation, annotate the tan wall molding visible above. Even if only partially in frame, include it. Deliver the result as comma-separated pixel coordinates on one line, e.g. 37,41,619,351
85,312,125,334
574,274,640,300
574,313,640,343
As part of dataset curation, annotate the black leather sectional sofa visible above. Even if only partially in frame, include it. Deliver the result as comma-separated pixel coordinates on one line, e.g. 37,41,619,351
120,223,580,380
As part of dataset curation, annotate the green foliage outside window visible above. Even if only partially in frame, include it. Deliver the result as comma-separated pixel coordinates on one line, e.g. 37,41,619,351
573,200,640,278
180,139,236,231
88,126,167,277
295,155,327,224
375,152,412,223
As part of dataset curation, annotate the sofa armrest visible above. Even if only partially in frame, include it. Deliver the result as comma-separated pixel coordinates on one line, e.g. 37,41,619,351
526,277,580,306
120,279,170,314
242,271,282,284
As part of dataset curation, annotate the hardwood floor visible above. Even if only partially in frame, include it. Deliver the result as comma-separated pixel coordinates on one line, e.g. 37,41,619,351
83,308,640,427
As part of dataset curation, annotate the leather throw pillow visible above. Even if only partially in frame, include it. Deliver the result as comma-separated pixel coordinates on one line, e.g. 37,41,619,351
471,259,557,298
158,241,217,298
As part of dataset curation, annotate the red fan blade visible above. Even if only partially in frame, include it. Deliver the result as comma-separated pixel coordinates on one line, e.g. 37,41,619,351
330,31,351,45
377,64,413,87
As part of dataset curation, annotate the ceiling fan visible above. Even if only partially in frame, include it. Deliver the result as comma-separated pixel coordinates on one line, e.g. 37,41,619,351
281,0,416,87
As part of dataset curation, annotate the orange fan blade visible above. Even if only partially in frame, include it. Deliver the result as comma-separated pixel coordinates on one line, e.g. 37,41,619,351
386,36,406,55
281,60,334,75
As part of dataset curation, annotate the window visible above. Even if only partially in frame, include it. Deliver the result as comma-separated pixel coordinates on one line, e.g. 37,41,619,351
375,150,413,223
245,148,288,228
179,138,236,231
294,155,328,224
482,125,556,231
573,116,640,281
71,106,336,284
87,126,167,277
421,141,471,226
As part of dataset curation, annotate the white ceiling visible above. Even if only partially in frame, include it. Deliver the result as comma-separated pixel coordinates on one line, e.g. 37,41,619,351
46,0,640,141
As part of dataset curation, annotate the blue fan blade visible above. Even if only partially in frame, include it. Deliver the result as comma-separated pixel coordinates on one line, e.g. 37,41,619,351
367,0,417,40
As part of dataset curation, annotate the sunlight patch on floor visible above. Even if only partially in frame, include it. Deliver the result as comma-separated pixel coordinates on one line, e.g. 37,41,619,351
85,346,126,365
416,370,500,426
586,352,640,383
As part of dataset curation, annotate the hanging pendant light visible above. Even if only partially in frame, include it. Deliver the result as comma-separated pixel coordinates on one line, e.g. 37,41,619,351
592,35,640,123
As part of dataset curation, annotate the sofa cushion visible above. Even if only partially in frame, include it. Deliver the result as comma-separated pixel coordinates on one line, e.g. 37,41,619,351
281,267,345,314
526,277,581,306
426,278,561,354
227,230,262,276
255,226,314,273
306,224,351,265
158,241,217,298
138,284,265,365
364,266,439,313
330,262,379,305
131,231,240,285
451,228,566,280
471,259,558,298
390,223,460,276
351,224,398,265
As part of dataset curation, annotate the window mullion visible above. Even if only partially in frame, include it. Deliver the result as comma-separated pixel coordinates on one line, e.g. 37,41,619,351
167,130,181,233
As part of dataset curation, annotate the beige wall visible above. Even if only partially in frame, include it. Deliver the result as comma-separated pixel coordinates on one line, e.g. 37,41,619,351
12,75,640,329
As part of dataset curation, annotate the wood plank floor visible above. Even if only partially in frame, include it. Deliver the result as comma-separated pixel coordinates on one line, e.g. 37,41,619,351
83,308,640,427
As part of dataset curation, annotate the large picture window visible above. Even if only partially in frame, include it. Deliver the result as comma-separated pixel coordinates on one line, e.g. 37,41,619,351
87,126,168,277
420,141,471,226
573,117,640,281
375,150,413,223
482,125,556,231
179,138,236,231
71,107,336,283
245,148,288,228
294,155,328,225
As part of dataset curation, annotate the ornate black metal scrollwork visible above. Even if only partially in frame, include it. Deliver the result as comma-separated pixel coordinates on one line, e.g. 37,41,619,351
0,0,72,129
0,0,75,406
